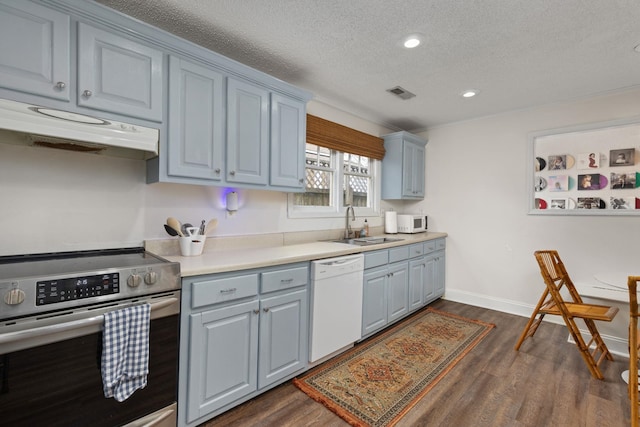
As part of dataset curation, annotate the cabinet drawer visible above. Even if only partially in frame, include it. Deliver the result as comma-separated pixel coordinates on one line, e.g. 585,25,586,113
389,246,409,263
364,250,389,269
436,238,446,250
191,273,259,308
408,243,424,259
424,240,437,253
261,265,309,293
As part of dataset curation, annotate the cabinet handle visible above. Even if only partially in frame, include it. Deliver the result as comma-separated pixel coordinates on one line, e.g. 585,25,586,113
55,82,66,89
229,171,236,176
219,288,237,294
263,308,270,313
82,90,92,97
280,278,293,284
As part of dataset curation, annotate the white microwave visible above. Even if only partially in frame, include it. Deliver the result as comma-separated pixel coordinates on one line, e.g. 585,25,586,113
396,215,427,233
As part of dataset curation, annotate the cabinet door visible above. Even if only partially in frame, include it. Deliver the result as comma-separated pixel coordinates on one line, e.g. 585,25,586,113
362,266,388,337
227,77,269,185
187,300,259,423
408,257,425,312
423,254,437,305
258,289,308,388
77,23,163,121
434,250,446,297
270,93,305,189
0,1,70,101
387,261,409,323
402,141,425,198
168,56,224,181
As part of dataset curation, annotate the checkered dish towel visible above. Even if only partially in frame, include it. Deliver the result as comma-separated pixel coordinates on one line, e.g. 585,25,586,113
101,303,151,402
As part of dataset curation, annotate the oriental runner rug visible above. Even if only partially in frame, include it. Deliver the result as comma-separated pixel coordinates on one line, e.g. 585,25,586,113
293,307,495,427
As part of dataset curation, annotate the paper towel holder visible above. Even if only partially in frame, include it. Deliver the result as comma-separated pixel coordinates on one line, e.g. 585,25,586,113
226,191,238,213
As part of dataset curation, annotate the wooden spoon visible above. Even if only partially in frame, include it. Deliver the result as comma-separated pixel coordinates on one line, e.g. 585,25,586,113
166,217,184,237
204,218,218,235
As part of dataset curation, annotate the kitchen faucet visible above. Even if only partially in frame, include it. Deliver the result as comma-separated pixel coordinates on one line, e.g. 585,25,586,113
344,205,355,239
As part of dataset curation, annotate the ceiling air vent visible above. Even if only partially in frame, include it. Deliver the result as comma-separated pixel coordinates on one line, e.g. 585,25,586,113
386,86,416,100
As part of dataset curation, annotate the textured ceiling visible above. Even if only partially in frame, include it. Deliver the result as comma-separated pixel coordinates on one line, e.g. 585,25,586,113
96,0,640,132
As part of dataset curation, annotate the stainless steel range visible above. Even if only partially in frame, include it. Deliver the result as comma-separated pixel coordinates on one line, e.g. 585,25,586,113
0,248,181,427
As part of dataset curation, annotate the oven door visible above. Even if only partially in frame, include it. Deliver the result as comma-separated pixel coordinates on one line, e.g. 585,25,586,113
0,291,180,427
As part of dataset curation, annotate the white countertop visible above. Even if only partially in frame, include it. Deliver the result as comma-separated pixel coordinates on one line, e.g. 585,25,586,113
162,232,447,277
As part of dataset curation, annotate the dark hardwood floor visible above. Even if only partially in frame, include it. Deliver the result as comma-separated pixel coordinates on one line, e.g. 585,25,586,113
201,299,630,427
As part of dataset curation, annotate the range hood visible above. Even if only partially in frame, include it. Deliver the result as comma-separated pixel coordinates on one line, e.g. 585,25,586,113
0,98,159,159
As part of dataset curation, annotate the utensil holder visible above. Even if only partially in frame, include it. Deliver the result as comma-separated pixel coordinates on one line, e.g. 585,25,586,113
179,235,206,256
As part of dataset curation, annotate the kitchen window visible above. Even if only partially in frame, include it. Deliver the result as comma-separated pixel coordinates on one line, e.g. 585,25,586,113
288,143,380,218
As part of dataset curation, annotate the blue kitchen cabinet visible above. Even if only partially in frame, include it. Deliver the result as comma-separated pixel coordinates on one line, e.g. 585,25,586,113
226,78,270,186
361,247,410,337
0,0,70,101
270,93,306,189
362,265,388,337
434,250,446,298
180,263,309,427
187,298,259,423
167,56,224,181
0,2,163,123
258,288,308,388
77,23,163,122
423,238,446,304
381,131,427,200
386,261,409,323
409,257,426,312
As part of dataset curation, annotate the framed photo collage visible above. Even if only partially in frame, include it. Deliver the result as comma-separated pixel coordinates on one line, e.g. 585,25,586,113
529,118,640,215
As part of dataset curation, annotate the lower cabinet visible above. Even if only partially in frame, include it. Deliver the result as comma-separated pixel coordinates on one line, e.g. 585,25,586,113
362,238,446,339
180,263,309,427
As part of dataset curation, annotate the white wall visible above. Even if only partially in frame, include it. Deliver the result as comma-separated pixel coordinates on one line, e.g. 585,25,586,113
413,87,640,317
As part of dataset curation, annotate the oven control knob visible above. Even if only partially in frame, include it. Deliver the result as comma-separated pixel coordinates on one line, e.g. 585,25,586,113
144,271,158,285
4,288,25,305
127,274,142,287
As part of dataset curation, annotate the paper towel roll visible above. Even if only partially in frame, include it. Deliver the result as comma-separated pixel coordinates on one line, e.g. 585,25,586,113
384,211,398,234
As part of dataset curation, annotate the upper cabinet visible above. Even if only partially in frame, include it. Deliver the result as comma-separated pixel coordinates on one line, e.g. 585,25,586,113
270,94,306,188
0,2,163,122
0,0,312,192
226,78,270,186
381,131,428,200
167,56,224,181
0,1,70,101
77,23,163,122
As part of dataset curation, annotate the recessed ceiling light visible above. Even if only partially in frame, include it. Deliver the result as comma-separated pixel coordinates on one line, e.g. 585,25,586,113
404,37,421,48
401,33,424,49
461,90,479,98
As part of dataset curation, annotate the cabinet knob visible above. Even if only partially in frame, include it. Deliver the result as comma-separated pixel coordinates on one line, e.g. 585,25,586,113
229,171,236,176
263,308,270,313
82,90,93,97
55,81,66,89
253,309,260,314
214,168,221,174
299,178,304,184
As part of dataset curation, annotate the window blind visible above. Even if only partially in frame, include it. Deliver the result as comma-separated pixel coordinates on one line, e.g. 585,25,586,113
306,114,385,160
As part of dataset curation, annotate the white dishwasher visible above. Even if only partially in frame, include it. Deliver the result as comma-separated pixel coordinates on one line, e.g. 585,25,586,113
309,253,364,363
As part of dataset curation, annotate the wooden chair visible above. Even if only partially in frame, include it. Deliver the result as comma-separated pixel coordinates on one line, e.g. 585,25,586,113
514,250,619,380
628,276,640,427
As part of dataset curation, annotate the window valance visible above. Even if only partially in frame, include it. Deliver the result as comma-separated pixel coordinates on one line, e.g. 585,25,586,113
306,114,385,160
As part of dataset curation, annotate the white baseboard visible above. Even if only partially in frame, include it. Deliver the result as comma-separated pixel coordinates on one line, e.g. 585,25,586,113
443,289,629,358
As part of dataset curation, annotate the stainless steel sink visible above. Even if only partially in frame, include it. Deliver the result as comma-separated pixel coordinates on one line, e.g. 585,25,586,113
330,237,404,246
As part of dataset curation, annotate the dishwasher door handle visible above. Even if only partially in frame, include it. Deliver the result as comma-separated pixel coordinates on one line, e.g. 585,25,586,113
321,256,362,267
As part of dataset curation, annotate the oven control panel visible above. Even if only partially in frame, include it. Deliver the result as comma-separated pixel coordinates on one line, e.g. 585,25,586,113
36,273,120,306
